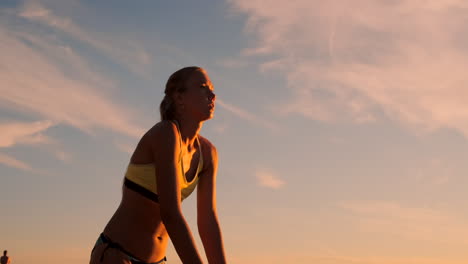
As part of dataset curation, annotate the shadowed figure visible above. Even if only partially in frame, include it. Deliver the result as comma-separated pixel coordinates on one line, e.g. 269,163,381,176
89,66,226,264
1,250,11,264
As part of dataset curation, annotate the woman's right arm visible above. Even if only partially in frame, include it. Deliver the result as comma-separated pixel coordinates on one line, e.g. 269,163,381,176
151,121,204,264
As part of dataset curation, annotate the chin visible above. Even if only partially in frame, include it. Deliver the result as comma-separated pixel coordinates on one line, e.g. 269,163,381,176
202,115,214,121
201,113,214,121
192,114,212,122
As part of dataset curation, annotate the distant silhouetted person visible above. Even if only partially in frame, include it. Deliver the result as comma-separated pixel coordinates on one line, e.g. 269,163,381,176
1,250,11,264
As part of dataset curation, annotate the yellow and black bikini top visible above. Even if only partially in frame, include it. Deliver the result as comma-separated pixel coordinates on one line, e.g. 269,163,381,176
124,120,203,203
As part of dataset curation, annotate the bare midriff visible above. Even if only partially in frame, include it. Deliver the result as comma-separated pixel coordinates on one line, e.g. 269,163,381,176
102,185,169,263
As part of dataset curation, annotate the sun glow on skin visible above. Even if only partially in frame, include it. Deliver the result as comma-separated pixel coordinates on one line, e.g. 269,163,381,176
1,0,468,263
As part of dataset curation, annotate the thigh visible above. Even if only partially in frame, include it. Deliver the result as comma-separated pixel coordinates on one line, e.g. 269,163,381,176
90,243,132,264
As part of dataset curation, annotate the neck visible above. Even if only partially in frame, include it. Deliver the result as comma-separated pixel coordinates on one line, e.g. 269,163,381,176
175,117,203,149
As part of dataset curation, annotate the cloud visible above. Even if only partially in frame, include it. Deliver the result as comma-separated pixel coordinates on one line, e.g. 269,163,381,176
229,0,468,135
54,150,72,163
0,119,75,169
216,99,278,130
0,120,55,148
115,142,135,155
0,152,34,172
17,0,152,76
0,2,150,172
0,23,145,138
255,169,285,189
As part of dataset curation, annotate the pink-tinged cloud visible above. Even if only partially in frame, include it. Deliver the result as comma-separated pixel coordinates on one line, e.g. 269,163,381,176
255,169,285,189
0,27,144,138
0,120,55,148
54,150,72,163
115,142,135,155
216,99,277,130
18,0,152,76
229,0,468,135
0,152,33,172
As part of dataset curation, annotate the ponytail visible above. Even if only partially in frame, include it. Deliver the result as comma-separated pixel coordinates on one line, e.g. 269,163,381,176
159,95,176,121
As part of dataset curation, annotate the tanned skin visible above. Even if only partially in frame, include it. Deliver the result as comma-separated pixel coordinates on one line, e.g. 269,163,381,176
90,69,226,264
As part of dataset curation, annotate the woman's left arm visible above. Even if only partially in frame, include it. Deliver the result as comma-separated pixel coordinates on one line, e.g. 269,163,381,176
197,138,227,264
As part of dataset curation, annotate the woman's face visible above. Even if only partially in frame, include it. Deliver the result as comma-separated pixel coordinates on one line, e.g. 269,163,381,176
178,70,216,121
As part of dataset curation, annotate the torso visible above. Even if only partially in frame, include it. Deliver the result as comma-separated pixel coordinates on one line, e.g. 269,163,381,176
0,256,10,264
102,123,206,263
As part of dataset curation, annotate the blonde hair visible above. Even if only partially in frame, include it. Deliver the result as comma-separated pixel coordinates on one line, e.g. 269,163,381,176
159,66,205,120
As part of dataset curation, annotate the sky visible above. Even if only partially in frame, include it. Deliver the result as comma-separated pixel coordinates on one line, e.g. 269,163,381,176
1,0,468,263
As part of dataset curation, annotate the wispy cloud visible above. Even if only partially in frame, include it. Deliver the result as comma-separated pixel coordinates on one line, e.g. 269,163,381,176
0,152,34,172
0,22,145,138
255,168,285,189
0,120,74,169
18,0,152,76
216,99,277,130
115,142,135,155
0,1,149,173
229,0,468,135
0,120,55,148
54,150,72,163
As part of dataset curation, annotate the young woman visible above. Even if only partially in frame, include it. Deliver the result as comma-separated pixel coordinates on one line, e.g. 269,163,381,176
90,66,226,264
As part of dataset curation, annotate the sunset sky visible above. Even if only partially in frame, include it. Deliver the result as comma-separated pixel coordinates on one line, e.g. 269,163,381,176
1,0,468,263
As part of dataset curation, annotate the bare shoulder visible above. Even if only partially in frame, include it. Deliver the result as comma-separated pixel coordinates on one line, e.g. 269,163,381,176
198,135,217,153
198,135,218,164
148,120,178,136
145,120,179,145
